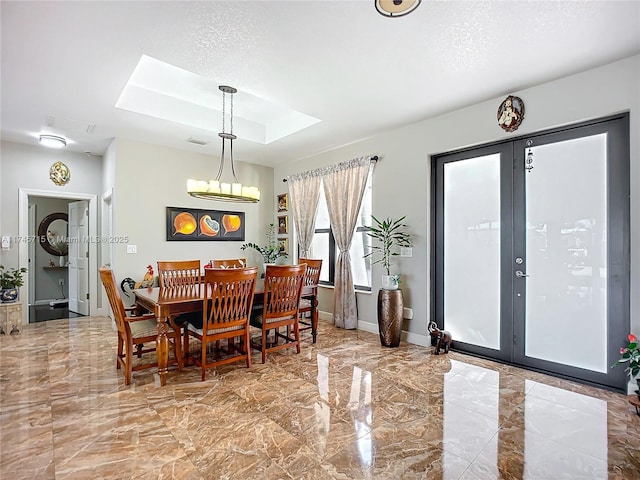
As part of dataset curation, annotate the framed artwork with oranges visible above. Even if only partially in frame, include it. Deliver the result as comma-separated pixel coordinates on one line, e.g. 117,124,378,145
166,207,245,241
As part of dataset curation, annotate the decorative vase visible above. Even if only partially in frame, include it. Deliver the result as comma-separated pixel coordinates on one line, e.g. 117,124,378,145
381,274,400,290
0,287,19,303
377,289,403,347
59,255,66,267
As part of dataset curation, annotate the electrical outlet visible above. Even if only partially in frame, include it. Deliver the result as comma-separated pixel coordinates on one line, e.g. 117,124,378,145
126,245,137,254
58,278,65,286
401,247,412,257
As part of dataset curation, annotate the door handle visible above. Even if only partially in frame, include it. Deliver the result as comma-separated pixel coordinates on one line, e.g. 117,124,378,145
515,270,529,278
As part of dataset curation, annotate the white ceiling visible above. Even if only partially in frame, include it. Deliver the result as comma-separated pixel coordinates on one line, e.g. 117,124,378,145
1,1,639,168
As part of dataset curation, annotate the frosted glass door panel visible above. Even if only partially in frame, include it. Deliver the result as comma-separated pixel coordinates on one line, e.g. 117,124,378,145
444,155,501,349
524,134,607,372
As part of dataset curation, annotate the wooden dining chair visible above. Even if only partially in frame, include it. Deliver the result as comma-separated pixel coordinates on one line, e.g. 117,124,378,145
99,267,183,385
157,260,202,287
157,260,203,350
298,258,322,343
183,266,258,380
250,264,307,363
210,258,247,269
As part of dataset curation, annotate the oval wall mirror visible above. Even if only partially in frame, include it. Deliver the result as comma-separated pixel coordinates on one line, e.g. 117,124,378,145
38,212,69,256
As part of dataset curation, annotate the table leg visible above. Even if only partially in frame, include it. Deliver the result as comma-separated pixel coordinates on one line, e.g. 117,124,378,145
156,316,170,386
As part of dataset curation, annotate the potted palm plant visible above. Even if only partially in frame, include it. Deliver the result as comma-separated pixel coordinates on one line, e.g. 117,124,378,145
364,215,411,347
365,215,411,290
0,265,28,303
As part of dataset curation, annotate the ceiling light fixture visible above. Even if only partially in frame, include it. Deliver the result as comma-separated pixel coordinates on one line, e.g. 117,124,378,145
187,85,260,203
375,0,421,17
39,134,67,149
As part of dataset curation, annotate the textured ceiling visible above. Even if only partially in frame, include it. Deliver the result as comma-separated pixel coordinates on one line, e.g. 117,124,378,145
1,1,639,167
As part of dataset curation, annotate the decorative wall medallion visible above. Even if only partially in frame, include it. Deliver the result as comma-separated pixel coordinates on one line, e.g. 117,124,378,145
375,0,421,17
49,161,71,186
497,95,525,132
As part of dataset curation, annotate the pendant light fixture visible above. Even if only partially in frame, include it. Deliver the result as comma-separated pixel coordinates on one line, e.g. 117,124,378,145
375,0,421,18
187,85,260,202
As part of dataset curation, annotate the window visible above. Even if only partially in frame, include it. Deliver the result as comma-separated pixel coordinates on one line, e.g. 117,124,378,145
311,171,372,290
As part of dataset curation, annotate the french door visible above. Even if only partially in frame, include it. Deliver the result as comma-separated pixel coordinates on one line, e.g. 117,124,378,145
433,114,629,390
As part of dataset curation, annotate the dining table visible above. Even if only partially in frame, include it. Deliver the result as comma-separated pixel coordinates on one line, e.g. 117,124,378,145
133,277,318,386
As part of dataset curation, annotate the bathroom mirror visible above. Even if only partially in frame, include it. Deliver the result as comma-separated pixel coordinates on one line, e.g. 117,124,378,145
38,212,69,256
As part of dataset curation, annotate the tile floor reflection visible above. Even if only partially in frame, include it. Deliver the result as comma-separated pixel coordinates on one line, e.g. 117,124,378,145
1,316,638,479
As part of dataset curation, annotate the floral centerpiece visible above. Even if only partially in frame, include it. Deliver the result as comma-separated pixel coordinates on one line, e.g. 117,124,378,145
612,333,640,397
241,223,288,264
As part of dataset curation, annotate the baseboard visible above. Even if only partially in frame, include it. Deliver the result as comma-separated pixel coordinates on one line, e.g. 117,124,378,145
319,311,431,347
355,318,378,335
34,299,66,306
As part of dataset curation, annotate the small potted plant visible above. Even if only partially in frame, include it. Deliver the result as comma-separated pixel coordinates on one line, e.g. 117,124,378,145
612,333,640,399
364,215,411,290
241,223,288,270
0,265,28,303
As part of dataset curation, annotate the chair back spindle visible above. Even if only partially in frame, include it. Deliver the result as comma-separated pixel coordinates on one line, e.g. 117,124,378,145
157,260,201,287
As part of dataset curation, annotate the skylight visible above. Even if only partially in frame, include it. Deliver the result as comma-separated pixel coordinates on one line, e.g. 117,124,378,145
115,55,321,144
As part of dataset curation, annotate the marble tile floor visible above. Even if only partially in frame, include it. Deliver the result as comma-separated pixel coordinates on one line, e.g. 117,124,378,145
1,316,638,480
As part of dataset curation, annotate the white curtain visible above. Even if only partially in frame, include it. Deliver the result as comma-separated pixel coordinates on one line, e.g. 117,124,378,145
286,171,322,258
321,157,372,329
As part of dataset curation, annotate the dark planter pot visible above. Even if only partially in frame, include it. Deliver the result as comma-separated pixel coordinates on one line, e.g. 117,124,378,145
377,289,403,347
0,287,19,303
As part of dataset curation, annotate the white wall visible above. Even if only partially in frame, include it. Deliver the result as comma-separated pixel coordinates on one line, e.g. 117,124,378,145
102,139,116,195
0,138,278,315
0,141,103,319
274,55,640,344
109,138,275,281
1,56,637,343
1,142,103,262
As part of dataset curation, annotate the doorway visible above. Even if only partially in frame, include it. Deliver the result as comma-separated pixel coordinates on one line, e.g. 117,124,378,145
18,188,103,325
28,197,75,319
432,114,629,391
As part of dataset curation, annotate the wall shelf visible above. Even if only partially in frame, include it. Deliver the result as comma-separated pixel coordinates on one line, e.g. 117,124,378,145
43,266,67,270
